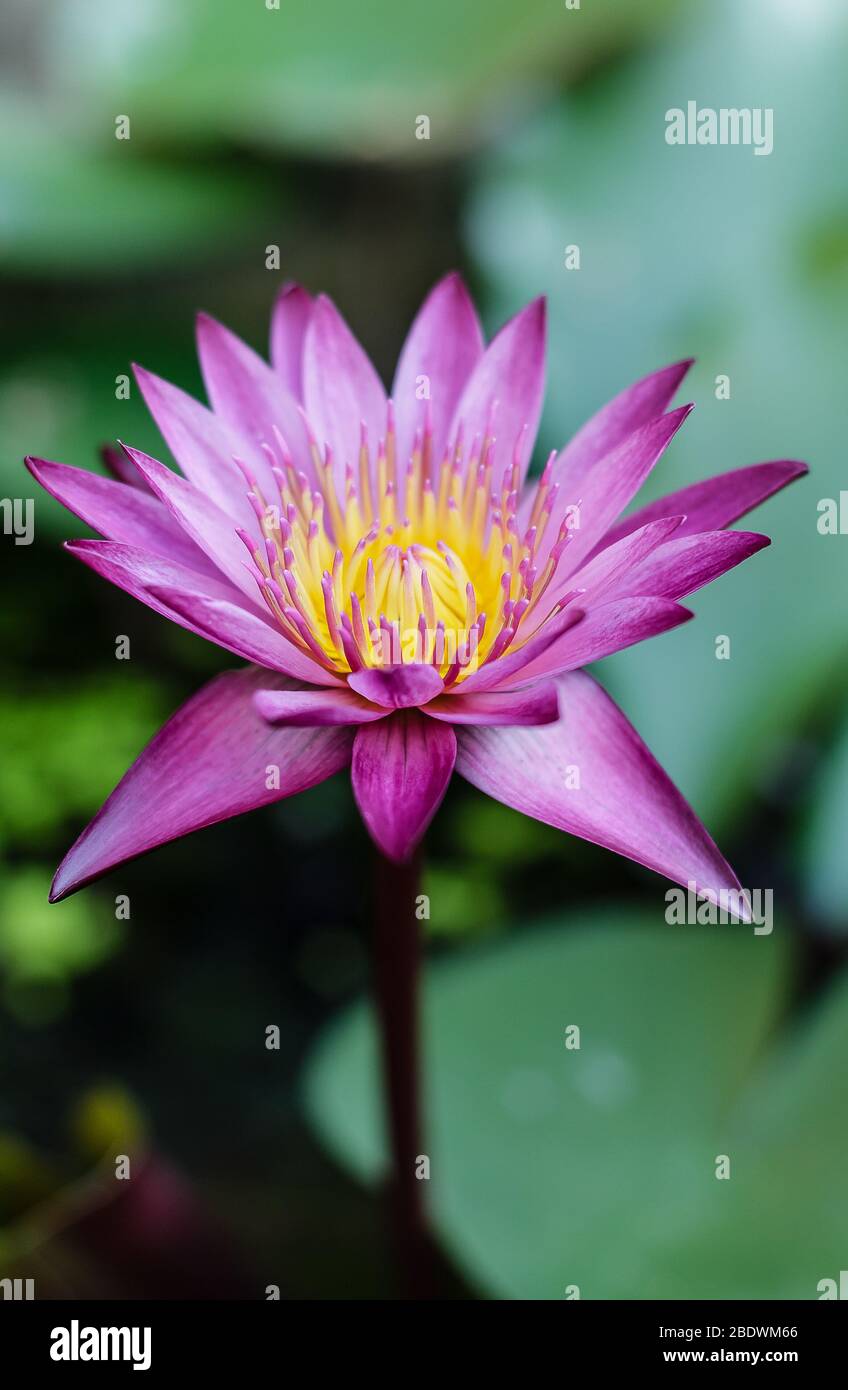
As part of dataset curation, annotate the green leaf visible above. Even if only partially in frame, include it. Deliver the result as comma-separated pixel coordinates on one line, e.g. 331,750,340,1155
304,910,848,1299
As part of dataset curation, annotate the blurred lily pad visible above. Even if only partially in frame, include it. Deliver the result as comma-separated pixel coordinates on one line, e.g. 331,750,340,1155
34,0,684,162
303,909,848,1298
0,97,281,275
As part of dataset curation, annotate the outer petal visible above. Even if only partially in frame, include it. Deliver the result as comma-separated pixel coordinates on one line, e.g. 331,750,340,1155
351,710,456,862
25,457,218,577
423,683,559,727
456,670,749,910
391,272,484,474
505,597,693,686
565,515,685,606
347,664,444,708
149,584,341,684
123,446,260,601
605,530,770,602
66,542,270,660
195,312,310,467
447,297,545,484
254,686,387,726
302,295,387,486
598,459,808,552
270,282,313,398
133,365,271,521
555,405,693,581
50,668,354,901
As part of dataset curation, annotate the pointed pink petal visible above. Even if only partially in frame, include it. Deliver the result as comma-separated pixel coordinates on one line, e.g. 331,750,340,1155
25,456,218,577
351,710,456,862
456,670,748,908
148,584,341,684
606,530,770,602
50,668,353,901
195,312,310,468
566,515,685,605
254,686,387,726
447,297,545,483
505,597,693,685
423,683,559,726
598,459,808,552
66,542,268,660
133,364,271,521
392,271,484,473
270,282,313,399
347,664,444,708
302,295,387,484
554,405,693,581
123,446,259,601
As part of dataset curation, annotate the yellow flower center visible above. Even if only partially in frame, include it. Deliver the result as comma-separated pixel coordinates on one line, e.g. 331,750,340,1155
237,405,572,683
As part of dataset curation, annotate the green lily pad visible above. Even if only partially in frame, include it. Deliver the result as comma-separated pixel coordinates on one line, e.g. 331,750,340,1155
302,910,848,1298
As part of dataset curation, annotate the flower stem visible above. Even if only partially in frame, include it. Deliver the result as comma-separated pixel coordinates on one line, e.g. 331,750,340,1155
372,845,431,1297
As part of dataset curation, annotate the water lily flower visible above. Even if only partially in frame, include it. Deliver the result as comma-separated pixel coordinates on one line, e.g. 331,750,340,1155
28,274,805,904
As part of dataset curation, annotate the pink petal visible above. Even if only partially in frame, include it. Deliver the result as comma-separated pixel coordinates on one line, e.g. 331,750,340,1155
423,683,559,726
50,668,353,901
351,710,456,862
123,446,259,601
566,515,685,606
195,312,310,469
598,459,808,552
25,456,218,577
148,584,341,684
608,530,770,602
270,282,313,399
554,405,693,581
133,364,271,521
506,597,693,686
456,670,749,909
66,542,269,659
347,664,444,708
254,686,387,726
391,271,484,474
447,297,545,484
302,295,387,485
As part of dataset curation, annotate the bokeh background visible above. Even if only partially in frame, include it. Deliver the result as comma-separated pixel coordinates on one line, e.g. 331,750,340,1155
2,0,847,1300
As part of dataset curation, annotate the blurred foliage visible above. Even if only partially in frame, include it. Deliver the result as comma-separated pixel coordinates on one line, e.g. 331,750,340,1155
0,677,165,845
801,714,848,932
305,910,848,1299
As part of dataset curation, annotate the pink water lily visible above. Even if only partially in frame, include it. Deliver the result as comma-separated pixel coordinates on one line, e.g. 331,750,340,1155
28,274,806,904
